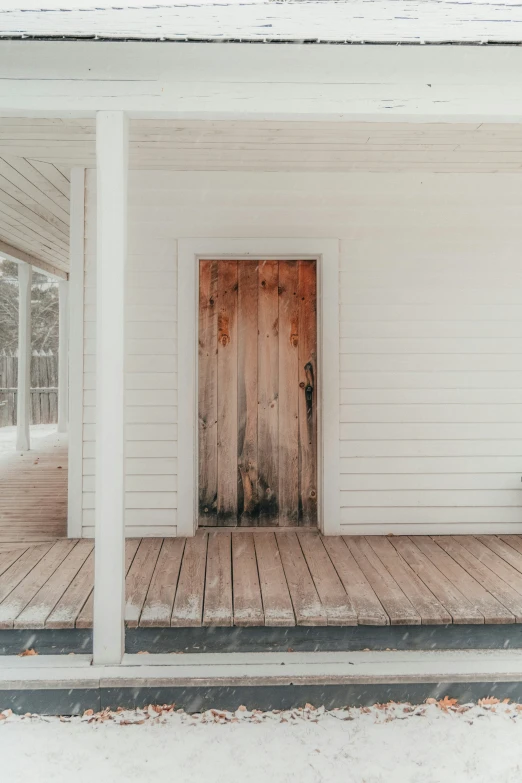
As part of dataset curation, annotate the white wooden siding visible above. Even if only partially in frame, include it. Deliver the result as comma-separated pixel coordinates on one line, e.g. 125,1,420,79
82,169,522,536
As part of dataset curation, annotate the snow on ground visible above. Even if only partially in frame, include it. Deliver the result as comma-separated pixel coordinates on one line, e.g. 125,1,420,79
2,700,522,782
0,424,62,461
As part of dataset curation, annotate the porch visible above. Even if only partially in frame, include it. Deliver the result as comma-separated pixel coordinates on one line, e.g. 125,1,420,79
2,531,522,639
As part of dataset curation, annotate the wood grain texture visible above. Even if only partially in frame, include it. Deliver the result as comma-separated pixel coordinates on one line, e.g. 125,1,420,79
254,532,295,626
125,538,163,628
0,539,74,629
171,532,208,627
76,538,140,630
344,536,420,625
258,260,279,526
46,549,94,629
482,535,522,576
203,531,233,626
366,536,451,625
298,531,356,625
298,260,317,526
434,535,522,622
217,260,238,526
140,537,186,627
390,536,484,624
322,535,389,625
237,261,259,525
414,536,514,624
198,259,218,526
15,540,93,629
278,260,299,526
276,531,326,625
232,532,264,626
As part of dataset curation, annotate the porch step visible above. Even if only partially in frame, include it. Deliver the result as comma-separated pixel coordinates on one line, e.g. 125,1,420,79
3,650,522,715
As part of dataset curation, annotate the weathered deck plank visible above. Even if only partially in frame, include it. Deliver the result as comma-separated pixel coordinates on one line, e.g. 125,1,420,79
254,532,295,627
232,532,264,626
2,533,522,631
344,536,420,625
367,536,451,625
276,531,326,626
322,536,388,625
16,540,94,629
125,538,163,628
76,539,140,629
415,536,513,624
45,549,94,629
140,538,185,627
298,532,356,625
171,532,208,627
390,536,484,625
0,539,75,628
203,531,233,626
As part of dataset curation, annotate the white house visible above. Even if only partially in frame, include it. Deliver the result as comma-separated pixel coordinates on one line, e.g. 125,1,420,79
1,1,522,705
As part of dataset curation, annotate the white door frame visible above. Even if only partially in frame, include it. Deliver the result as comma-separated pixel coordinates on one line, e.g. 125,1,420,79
177,238,341,537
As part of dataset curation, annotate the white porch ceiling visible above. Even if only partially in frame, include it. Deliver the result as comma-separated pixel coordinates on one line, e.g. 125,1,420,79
0,116,520,276
1,118,522,173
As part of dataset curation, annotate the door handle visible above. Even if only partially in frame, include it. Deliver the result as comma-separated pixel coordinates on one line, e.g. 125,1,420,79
304,362,314,403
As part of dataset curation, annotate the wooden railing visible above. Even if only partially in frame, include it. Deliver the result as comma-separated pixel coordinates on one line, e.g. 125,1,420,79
0,352,58,426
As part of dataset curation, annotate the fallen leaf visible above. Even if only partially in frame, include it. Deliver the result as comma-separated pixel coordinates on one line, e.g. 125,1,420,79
478,697,500,707
18,648,37,657
237,705,247,712
83,709,94,717
438,697,458,711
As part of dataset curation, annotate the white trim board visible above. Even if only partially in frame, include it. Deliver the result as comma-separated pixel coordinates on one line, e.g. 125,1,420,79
5,649,522,685
67,167,85,537
177,238,341,537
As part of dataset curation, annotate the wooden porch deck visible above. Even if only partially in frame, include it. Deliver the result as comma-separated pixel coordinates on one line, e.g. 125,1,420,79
0,426,67,546
2,531,522,630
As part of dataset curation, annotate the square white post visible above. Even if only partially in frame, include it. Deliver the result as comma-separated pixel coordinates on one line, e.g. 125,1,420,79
57,279,69,433
16,262,32,452
93,111,128,665
67,167,86,538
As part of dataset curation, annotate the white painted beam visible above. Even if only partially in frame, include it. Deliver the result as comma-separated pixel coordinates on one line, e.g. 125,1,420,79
57,280,69,433
16,262,32,452
93,112,128,665
0,239,67,281
67,167,85,538
0,43,521,123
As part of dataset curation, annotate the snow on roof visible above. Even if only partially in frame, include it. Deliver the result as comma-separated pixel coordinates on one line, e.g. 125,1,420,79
0,0,521,44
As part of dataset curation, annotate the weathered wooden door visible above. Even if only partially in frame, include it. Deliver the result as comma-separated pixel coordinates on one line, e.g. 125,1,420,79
198,259,317,527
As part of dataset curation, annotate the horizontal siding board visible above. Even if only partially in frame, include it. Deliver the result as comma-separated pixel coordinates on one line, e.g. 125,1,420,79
340,474,522,491
340,354,522,372
341,456,522,474
340,507,522,524
341,372,522,389
340,490,522,507
340,440,522,458
340,404,522,423
340,389,522,404
341,337,522,354
342,321,522,339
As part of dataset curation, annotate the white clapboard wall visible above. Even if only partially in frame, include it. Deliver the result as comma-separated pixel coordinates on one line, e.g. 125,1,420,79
82,169,522,536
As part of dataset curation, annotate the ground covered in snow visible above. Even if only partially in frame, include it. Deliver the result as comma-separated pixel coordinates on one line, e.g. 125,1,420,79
2,700,522,782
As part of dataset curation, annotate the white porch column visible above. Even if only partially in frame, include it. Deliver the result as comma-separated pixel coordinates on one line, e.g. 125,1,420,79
57,279,69,433
16,262,32,451
93,111,128,665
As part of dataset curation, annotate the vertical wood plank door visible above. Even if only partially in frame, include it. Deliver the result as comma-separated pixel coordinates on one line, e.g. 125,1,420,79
198,260,317,527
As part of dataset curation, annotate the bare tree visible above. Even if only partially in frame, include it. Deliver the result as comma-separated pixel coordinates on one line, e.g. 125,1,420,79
0,258,59,354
